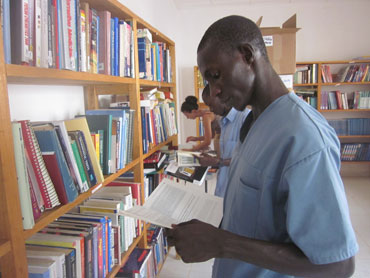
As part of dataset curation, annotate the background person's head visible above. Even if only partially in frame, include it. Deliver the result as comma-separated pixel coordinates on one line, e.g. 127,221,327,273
202,84,230,117
197,15,269,111
181,96,199,119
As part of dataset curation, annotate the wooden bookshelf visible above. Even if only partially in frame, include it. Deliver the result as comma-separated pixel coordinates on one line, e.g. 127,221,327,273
0,1,177,276
193,66,208,138
294,60,370,173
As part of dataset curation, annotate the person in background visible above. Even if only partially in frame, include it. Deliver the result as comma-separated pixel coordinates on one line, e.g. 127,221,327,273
200,84,250,197
180,95,217,151
167,15,358,278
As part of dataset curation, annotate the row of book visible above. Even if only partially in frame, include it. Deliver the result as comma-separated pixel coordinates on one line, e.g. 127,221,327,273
335,64,370,83
321,63,370,83
340,143,370,161
5,0,165,78
116,225,168,278
320,91,370,110
294,64,318,84
294,88,317,108
84,108,135,175
11,117,104,230
140,90,178,154
328,118,370,136
138,28,173,83
25,180,141,278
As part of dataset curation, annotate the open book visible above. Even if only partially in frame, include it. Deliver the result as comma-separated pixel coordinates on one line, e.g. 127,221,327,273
119,178,223,228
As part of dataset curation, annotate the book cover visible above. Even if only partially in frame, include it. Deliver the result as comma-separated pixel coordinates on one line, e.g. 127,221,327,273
27,257,57,278
34,128,79,203
83,113,112,174
64,117,104,184
116,248,153,278
55,219,99,278
19,120,60,209
11,122,35,229
59,213,106,278
26,232,83,278
26,244,76,278
2,0,11,64
10,0,30,65
70,140,89,192
42,152,70,205
53,120,89,193
97,10,111,75
68,130,97,188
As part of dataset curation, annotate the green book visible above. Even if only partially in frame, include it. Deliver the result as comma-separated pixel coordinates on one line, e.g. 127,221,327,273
70,140,88,189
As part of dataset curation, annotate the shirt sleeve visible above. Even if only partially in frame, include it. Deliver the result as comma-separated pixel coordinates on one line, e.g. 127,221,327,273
283,146,359,264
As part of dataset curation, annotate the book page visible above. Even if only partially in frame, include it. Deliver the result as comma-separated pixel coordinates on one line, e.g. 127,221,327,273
119,178,223,228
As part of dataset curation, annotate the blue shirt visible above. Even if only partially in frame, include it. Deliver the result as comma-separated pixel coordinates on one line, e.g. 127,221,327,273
215,107,250,197
212,92,358,278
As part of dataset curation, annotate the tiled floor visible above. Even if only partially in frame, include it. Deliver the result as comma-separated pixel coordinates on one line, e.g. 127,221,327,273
159,176,370,278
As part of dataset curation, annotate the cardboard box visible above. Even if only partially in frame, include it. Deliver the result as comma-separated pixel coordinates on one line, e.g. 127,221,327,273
256,14,300,75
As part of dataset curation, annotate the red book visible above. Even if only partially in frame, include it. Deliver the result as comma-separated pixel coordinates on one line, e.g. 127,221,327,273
19,120,60,209
28,175,42,221
335,91,343,110
42,152,69,204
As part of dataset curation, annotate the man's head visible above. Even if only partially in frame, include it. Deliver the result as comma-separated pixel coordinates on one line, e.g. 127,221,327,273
202,84,230,117
197,15,269,111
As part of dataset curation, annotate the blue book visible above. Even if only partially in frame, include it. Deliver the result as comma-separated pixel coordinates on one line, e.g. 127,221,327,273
86,109,129,169
141,107,148,154
106,217,113,272
2,0,11,64
116,248,153,278
113,17,119,76
33,128,78,203
137,37,147,78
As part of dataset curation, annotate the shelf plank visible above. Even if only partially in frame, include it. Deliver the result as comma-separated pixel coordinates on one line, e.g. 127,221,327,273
293,83,319,86
319,109,370,112
139,79,176,88
321,81,370,86
6,64,136,85
341,161,370,165
297,60,370,64
0,240,11,258
338,135,370,139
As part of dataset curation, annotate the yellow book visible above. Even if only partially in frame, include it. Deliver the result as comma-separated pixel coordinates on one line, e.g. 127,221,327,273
64,117,104,184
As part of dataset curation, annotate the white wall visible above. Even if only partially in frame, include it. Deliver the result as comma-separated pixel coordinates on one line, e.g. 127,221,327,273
8,0,370,145
174,0,370,144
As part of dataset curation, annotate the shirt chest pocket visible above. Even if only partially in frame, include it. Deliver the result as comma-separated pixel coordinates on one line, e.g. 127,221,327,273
228,165,262,237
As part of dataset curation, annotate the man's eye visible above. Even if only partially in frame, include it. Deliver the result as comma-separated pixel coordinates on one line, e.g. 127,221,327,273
212,73,220,79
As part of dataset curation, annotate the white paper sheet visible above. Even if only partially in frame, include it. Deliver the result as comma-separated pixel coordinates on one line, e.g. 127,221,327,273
119,178,223,228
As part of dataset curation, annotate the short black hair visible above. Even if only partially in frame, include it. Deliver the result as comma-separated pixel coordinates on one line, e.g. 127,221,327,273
181,96,199,113
198,15,268,59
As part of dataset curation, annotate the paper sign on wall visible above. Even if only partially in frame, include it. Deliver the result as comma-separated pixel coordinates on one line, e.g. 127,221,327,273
263,36,273,46
279,74,293,90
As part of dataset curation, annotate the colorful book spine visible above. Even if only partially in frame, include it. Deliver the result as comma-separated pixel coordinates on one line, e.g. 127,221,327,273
19,120,60,209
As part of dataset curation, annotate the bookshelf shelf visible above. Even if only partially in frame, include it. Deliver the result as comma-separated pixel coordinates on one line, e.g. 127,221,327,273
0,0,178,276
0,240,11,258
294,60,370,171
6,64,137,85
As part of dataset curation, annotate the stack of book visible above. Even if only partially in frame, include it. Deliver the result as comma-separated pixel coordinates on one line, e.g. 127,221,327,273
7,0,135,76
139,89,178,154
328,118,370,136
137,28,172,82
340,143,370,161
11,117,104,230
25,182,138,277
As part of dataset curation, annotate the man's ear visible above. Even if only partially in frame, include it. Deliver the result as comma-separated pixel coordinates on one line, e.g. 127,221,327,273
238,43,255,65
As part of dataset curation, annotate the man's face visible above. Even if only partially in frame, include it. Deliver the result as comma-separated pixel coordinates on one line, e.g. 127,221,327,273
207,95,228,116
197,43,255,111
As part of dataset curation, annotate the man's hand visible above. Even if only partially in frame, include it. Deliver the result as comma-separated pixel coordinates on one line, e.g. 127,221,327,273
166,219,225,263
196,153,220,167
186,136,198,142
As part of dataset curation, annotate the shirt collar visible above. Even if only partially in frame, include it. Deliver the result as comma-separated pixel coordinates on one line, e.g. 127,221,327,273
221,107,238,126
